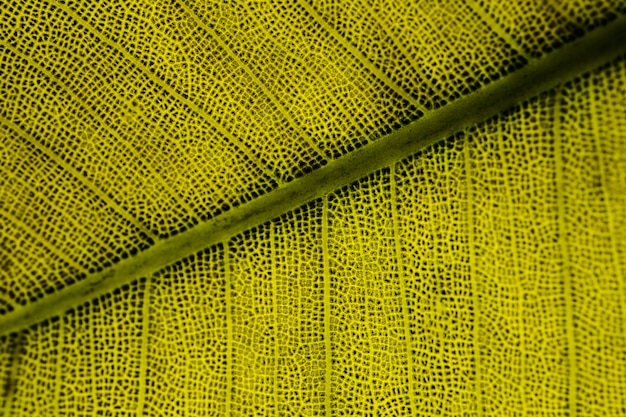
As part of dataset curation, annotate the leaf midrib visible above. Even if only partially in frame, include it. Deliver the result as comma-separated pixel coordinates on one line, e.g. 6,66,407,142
2,14,626,336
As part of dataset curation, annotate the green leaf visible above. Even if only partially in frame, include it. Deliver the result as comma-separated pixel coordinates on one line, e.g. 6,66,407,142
1,1,625,415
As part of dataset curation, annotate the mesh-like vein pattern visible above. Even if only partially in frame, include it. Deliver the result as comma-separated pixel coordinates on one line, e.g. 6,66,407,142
478,0,626,57
0,117,153,308
273,203,326,415
184,0,424,159
228,225,280,416
467,97,570,414
1,280,146,415
225,203,327,416
558,63,626,415
307,0,527,109
0,2,196,236
396,138,475,416
2,54,624,415
145,246,228,416
327,172,413,416
2,0,626,305
0,0,278,237
59,0,327,182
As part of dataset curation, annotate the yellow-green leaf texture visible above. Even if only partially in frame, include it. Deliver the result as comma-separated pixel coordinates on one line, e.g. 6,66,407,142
1,0,625,415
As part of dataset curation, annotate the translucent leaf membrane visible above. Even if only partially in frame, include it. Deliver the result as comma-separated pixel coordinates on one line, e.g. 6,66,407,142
0,280,146,415
227,226,276,416
1,28,625,417
395,139,475,416
307,0,527,109
55,0,326,182
0,209,81,313
2,0,624,308
0,1,278,237
0,121,151,308
557,60,626,415
0,11,194,237
185,0,423,159
272,204,325,415
0,333,22,401
327,172,413,416
597,58,626,319
477,0,626,58
467,97,569,414
226,206,326,416
144,246,228,416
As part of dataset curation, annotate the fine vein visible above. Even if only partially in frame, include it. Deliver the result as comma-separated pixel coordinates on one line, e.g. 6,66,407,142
0,14,625,336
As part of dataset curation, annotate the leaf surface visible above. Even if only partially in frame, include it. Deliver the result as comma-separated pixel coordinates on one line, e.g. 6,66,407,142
0,0,625,415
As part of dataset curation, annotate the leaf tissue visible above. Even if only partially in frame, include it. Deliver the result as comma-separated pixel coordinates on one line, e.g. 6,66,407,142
0,0,625,415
